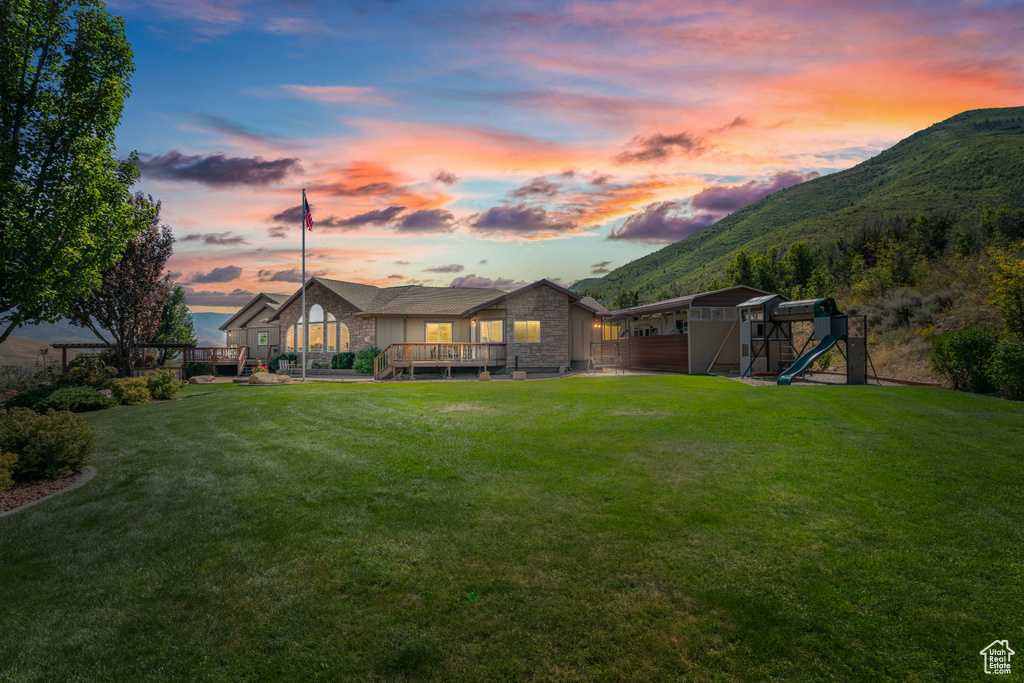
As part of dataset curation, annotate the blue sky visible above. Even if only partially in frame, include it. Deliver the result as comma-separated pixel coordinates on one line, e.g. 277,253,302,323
106,0,1024,310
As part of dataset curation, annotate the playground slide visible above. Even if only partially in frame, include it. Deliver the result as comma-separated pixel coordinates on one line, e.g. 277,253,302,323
777,334,845,385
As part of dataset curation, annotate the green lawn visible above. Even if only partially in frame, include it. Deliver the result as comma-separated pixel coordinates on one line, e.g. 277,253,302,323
1,376,1021,681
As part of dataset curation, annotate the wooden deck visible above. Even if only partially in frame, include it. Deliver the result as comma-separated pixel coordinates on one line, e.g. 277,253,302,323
374,343,507,379
183,347,247,375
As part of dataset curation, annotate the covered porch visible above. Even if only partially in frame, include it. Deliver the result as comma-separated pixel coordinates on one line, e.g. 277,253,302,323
374,343,507,379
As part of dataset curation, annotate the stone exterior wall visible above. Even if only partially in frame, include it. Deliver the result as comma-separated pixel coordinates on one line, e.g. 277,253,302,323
503,285,569,370
275,282,375,366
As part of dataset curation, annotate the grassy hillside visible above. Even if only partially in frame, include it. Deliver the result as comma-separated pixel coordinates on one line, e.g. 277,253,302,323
1,378,1021,680
590,106,1024,299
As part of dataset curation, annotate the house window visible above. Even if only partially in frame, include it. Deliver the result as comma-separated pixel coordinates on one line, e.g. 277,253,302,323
339,323,349,352
742,343,749,357
426,322,452,343
307,305,325,351
292,324,303,351
514,320,540,342
325,313,337,352
258,332,269,346
479,320,503,342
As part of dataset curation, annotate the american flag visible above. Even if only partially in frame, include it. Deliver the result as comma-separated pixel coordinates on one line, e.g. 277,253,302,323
303,193,313,231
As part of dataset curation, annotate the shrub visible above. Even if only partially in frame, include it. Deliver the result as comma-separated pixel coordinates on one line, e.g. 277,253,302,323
331,352,355,369
186,362,215,377
0,451,16,493
144,369,182,400
56,362,116,388
929,323,999,393
36,386,115,413
269,353,297,372
922,283,965,313
311,362,323,369
0,365,47,394
110,377,151,405
990,338,1024,400
865,288,932,335
353,347,381,374
816,352,833,372
0,408,96,481
2,386,59,411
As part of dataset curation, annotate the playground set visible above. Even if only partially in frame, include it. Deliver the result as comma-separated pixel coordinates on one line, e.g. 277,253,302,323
736,294,875,385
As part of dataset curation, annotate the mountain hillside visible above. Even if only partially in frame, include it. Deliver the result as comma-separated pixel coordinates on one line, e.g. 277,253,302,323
589,107,1024,299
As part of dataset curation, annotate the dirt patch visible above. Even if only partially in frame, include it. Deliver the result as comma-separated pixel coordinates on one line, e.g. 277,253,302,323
0,466,96,516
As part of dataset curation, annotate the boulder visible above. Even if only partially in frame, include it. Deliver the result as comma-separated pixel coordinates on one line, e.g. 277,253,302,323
511,371,527,381
98,389,114,398
478,371,491,381
247,372,291,385
187,375,216,384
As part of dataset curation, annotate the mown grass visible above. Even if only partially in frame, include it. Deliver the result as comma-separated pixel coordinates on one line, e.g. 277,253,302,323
1,376,1021,681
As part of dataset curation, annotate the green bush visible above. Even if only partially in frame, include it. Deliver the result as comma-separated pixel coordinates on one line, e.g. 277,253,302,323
353,347,381,374
269,353,297,372
0,451,16,493
0,408,96,481
990,338,1024,400
110,377,151,405
815,352,833,371
35,386,114,413
2,386,59,411
186,362,215,377
144,369,182,400
929,323,999,393
331,352,355,369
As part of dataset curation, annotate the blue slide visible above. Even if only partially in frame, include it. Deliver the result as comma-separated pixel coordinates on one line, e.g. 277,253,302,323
777,335,845,385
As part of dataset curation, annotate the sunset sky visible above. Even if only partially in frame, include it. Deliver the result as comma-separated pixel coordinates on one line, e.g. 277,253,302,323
108,0,1024,312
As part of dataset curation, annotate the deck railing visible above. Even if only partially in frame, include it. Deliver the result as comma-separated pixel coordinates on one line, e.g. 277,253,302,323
374,343,507,379
183,347,244,365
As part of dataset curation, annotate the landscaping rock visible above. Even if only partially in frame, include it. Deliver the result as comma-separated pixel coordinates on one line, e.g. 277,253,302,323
478,371,491,381
98,389,114,398
248,372,291,385
512,371,527,381
187,375,216,384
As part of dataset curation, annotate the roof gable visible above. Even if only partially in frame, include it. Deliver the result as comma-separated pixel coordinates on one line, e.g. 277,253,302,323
219,292,291,330
464,279,580,315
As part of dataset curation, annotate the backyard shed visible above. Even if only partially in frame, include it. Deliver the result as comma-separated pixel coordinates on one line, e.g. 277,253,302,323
602,285,768,374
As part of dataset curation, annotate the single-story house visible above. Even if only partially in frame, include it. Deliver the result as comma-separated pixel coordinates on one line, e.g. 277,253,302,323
221,277,610,377
601,285,768,374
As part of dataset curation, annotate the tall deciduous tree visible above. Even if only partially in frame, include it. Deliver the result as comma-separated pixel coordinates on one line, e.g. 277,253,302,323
69,193,173,375
0,0,140,345
152,286,196,366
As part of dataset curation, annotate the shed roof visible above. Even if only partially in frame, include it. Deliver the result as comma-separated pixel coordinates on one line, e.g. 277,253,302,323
605,285,769,322
737,294,788,307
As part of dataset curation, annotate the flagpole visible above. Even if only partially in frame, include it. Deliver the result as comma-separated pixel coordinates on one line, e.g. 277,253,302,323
301,188,307,383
